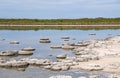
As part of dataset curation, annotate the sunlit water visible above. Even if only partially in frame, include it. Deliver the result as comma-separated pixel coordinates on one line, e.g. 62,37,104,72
0,29,120,78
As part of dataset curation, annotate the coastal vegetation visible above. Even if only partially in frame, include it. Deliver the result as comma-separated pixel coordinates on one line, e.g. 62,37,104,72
0,26,120,30
0,18,120,25
0,18,120,30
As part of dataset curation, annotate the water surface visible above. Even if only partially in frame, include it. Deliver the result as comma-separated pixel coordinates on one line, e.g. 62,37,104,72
0,29,120,78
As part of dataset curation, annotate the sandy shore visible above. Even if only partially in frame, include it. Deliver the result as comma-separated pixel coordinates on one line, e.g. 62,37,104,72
70,36,120,73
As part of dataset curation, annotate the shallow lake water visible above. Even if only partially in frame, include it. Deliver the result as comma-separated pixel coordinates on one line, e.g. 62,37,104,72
0,29,120,78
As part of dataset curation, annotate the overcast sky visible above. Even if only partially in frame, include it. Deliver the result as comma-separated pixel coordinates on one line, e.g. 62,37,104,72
0,0,120,19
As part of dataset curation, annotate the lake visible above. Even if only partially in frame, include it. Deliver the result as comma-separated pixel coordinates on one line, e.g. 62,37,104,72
0,29,120,78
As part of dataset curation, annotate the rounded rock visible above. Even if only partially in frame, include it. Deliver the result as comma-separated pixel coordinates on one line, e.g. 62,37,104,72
40,40,51,43
40,38,49,40
56,54,67,59
50,45,62,49
18,50,33,55
61,36,70,39
21,47,35,51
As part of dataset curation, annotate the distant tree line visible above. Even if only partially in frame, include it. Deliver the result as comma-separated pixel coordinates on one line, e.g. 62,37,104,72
0,18,120,25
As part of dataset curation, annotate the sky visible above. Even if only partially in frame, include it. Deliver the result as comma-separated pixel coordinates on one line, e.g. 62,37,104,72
0,0,120,19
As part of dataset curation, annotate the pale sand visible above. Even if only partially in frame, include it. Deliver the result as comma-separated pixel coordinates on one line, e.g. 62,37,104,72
71,36,120,72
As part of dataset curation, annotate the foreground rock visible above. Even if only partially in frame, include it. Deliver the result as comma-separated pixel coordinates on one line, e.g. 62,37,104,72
0,59,29,68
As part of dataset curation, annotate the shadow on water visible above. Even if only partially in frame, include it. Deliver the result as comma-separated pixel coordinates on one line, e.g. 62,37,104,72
0,26,120,30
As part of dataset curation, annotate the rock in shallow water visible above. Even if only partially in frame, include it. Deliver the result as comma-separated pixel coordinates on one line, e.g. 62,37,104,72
50,45,62,49
10,41,20,44
62,45,75,50
56,54,67,59
21,47,35,51
40,38,51,43
18,50,33,55
61,36,70,39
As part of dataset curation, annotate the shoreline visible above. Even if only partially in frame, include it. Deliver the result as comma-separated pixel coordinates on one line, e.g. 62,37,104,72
0,24,120,27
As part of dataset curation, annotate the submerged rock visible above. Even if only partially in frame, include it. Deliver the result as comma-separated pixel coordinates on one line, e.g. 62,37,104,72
10,41,20,44
0,38,5,41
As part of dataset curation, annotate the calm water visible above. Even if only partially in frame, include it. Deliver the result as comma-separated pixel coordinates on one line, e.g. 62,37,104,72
0,29,120,78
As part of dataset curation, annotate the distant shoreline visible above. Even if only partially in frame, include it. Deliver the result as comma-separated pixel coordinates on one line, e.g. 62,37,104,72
0,24,120,27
